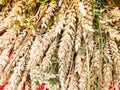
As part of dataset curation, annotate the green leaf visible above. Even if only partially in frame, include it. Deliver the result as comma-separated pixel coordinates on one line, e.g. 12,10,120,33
39,0,49,4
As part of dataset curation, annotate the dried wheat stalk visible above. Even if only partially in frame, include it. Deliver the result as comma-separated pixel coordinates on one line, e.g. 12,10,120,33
0,1,25,33
30,66,39,90
4,35,33,90
74,24,83,52
28,33,50,68
4,55,27,90
67,57,79,90
0,27,21,49
74,0,83,52
13,29,28,50
0,28,21,72
109,40,120,88
78,61,88,90
27,0,69,69
0,35,33,85
81,0,94,39
27,30,56,68
40,40,57,72
103,42,113,90
75,50,84,76
28,35,42,66
58,7,76,90
0,49,10,72
90,50,100,90
35,4,48,20
34,4,48,33
67,74,79,90
17,71,28,90
100,7,120,41
0,1,13,21
41,1,57,28
30,40,57,89
54,0,68,34
102,64,113,90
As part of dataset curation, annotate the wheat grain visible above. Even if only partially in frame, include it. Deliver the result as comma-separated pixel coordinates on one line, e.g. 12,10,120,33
17,71,28,90
102,41,113,90
0,1,24,33
54,0,68,35
27,0,69,69
0,49,9,71
40,40,57,72
67,74,78,90
100,7,120,41
0,1,13,21
30,39,58,90
81,0,94,39
27,30,54,68
109,40,120,87
29,39,57,90
0,28,21,72
74,0,83,52
13,29,28,50
102,64,113,90
0,35,33,85
4,55,27,90
90,50,100,90
78,61,88,90
0,27,20,49
41,1,57,28
4,35,33,90
58,7,76,90
30,66,39,90
75,50,84,75
27,35,42,67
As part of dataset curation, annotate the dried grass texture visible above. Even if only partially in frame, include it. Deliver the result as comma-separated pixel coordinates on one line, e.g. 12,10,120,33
0,27,20,49
67,74,79,90
58,7,76,90
0,28,21,73
75,50,84,76
0,1,13,21
109,40,120,87
41,1,57,28
81,0,94,39
74,0,83,52
100,7,120,41
78,61,88,90
30,40,58,90
90,50,100,90
102,42,113,90
0,35,34,85
0,1,24,32
0,0,120,90
13,29,28,50
40,40,57,72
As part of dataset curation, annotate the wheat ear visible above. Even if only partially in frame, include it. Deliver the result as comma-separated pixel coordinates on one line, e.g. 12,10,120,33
58,7,76,90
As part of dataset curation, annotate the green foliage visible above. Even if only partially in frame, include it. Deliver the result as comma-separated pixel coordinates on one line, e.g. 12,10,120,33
38,0,50,4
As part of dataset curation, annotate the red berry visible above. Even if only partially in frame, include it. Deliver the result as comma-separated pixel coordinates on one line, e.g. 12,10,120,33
8,51,13,58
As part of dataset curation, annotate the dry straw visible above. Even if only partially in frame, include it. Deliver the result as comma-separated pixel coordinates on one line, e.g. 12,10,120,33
109,40,120,87
0,0,120,90
58,7,76,90
41,1,57,28
0,1,24,33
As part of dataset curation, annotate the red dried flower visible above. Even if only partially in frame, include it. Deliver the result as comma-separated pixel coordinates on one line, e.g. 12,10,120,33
0,82,8,90
8,51,13,58
37,83,49,90
22,83,26,90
